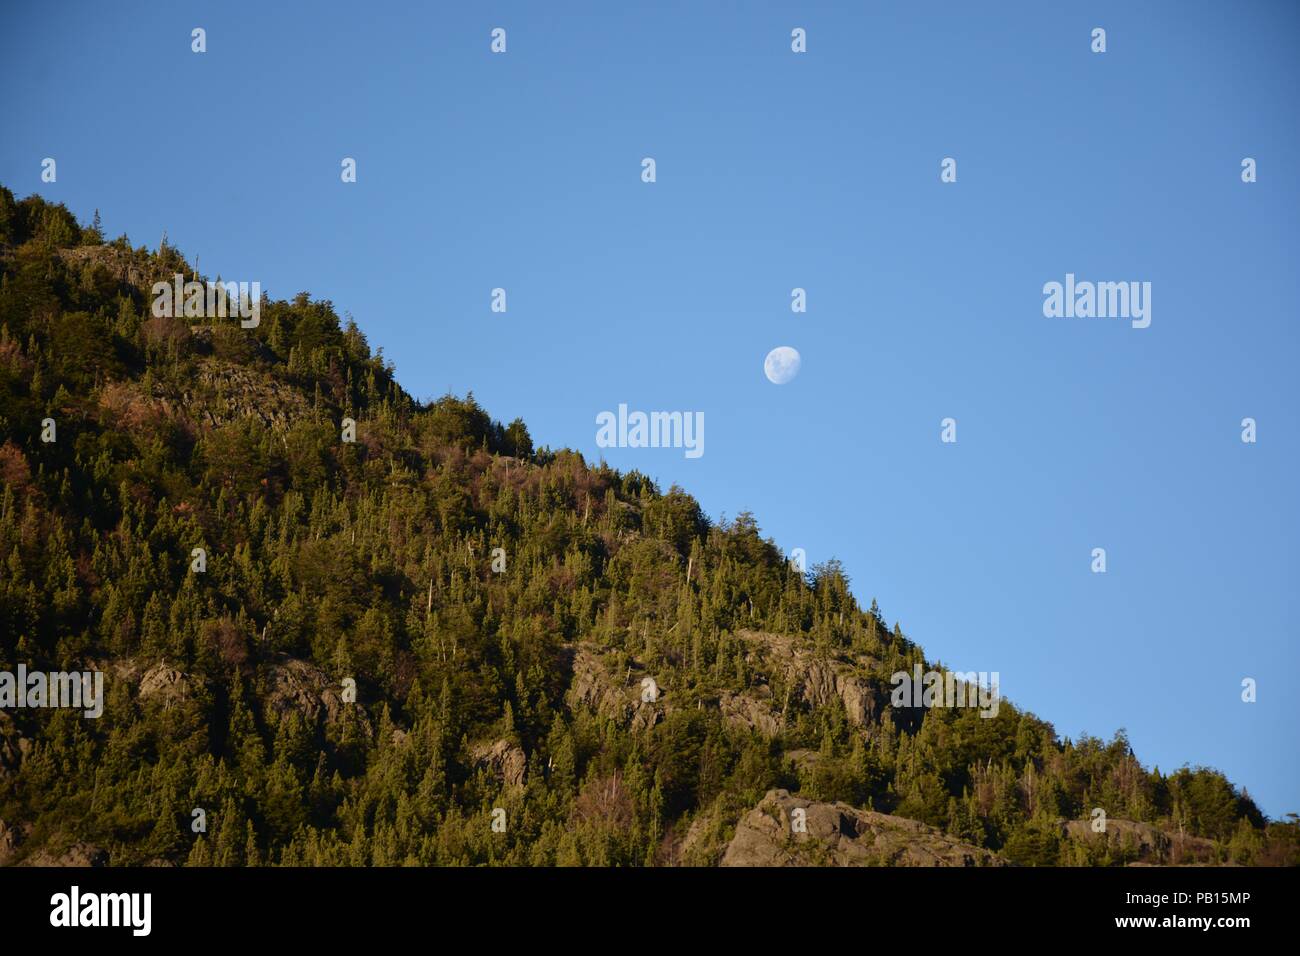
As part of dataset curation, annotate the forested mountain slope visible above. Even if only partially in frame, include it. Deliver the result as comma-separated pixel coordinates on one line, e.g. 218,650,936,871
0,187,1294,867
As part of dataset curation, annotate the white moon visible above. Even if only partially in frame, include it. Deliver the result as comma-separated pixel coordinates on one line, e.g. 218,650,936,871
764,346,801,385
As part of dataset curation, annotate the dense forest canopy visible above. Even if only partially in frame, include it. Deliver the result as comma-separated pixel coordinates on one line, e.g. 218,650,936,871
0,186,1294,867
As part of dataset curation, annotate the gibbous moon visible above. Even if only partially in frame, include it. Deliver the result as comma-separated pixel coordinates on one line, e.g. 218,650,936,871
764,346,801,385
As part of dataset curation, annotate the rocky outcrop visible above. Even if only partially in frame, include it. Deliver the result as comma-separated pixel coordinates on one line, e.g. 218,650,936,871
565,645,666,731
471,739,527,787
734,630,890,729
19,842,108,867
0,818,28,867
56,243,152,288
783,748,821,774
1063,817,1166,858
1063,817,1221,865
137,662,192,706
564,633,889,739
97,354,312,439
185,358,311,430
719,689,783,737
566,646,631,721
263,658,371,735
721,789,1006,867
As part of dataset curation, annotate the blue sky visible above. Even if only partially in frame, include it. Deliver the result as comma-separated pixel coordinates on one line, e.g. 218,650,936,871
2,0,1297,818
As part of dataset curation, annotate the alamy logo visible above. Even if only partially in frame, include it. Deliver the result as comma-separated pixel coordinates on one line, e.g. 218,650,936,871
596,404,704,459
151,273,261,328
890,664,1000,718
50,886,151,936
1043,273,1151,329
0,666,104,718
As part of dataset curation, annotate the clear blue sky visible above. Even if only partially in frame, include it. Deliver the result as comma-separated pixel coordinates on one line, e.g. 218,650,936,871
3,0,1297,819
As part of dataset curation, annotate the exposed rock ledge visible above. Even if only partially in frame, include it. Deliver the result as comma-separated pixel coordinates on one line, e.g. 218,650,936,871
564,645,665,732
262,657,373,736
721,789,1006,867
471,738,527,788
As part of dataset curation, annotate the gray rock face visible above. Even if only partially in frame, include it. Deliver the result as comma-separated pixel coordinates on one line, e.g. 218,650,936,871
721,789,1006,867
565,646,666,731
56,244,151,287
1063,817,1167,859
95,352,313,439
564,632,888,739
263,658,371,735
719,689,783,737
186,358,311,430
19,842,108,867
734,630,888,729
138,662,192,705
471,739,527,787
1062,817,1220,865
0,818,28,867
566,646,630,721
